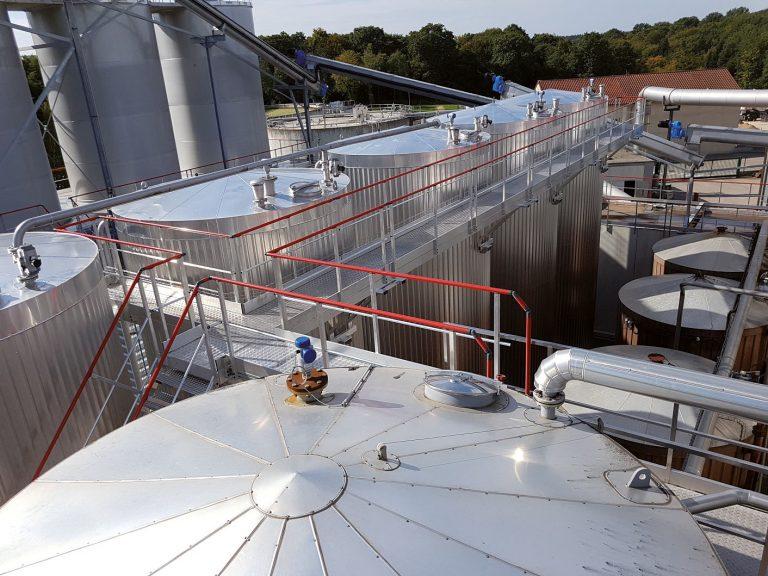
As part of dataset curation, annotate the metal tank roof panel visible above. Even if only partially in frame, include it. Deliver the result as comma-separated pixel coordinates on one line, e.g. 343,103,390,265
0,231,102,338
653,230,750,274
112,168,350,222
433,100,529,126
619,273,768,330
0,366,727,575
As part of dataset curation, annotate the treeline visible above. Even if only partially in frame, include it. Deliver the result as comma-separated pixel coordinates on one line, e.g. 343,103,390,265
259,7,768,104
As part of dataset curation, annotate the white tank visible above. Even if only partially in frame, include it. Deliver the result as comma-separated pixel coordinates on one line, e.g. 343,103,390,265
0,6,59,230
0,232,128,502
29,2,180,202
0,366,728,575
112,167,351,299
154,1,269,175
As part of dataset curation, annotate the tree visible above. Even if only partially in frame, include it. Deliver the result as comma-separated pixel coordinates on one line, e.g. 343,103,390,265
406,24,460,86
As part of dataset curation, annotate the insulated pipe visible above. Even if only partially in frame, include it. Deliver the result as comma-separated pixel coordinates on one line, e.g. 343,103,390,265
9,119,440,255
533,348,768,422
640,87,768,107
682,489,768,515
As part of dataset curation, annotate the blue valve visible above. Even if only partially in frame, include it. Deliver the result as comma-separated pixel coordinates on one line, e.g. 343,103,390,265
294,336,317,365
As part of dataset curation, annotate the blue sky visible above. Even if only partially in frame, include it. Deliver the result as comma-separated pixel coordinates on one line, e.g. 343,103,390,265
8,0,768,46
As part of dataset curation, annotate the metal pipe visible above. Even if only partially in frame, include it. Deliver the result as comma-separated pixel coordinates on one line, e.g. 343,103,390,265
10,119,439,252
682,489,768,514
533,348,768,422
684,221,768,474
640,87,768,107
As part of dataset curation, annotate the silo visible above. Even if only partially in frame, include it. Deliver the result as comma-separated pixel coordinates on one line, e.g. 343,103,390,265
112,167,351,298
154,1,269,175
618,273,768,372
268,105,411,155
0,231,128,502
28,2,179,202
651,228,750,280
0,366,730,576
0,6,59,230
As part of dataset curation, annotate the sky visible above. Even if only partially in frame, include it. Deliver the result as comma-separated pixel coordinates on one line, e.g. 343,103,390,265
248,0,768,36
7,0,768,46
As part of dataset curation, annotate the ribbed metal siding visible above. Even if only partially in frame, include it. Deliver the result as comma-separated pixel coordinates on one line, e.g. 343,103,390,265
0,276,126,502
354,234,491,373
554,164,602,347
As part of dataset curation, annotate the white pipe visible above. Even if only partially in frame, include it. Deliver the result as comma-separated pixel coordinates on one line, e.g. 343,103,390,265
640,87,768,107
533,348,768,422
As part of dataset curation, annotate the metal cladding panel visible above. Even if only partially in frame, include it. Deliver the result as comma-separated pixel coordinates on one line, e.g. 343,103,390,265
0,232,128,503
0,6,59,228
554,164,602,347
354,234,491,373
30,3,179,201
112,168,351,293
0,367,728,575
490,185,560,382
155,2,269,174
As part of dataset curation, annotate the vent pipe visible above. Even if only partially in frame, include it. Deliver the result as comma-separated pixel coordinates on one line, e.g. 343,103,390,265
533,348,768,423
640,87,768,107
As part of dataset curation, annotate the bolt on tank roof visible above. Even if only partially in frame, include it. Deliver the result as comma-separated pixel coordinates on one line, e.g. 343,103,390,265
0,366,727,575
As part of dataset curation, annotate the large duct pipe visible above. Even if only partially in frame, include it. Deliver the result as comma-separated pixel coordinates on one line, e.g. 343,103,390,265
640,87,768,107
682,489,768,515
533,348,768,423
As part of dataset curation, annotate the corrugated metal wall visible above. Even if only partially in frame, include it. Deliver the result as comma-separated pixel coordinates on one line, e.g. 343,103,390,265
353,233,491,374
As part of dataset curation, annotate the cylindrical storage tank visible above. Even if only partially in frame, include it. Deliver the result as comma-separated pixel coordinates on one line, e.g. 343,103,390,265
154,1,269,175
329,126,490,243
29,2,179,202
0,6,60,230
0,231,129,502
112,167,350,299
268,107,411,156
353,233,491,374
652,229,750,280
618,273,768,373
0,366,731,576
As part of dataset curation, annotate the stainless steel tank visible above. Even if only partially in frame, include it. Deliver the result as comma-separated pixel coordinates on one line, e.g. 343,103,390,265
29,1,179,202
652,228,750,280
0,231,127,502
330,126,490,245
154,1,269,175
0,366,729,576
268,108,411,155
0,6,59,230
112,167,351,299
619,273,768,372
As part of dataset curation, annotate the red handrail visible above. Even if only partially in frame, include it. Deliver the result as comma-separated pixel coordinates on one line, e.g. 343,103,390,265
269,253,533,392
57,214,230,239
33,234,183,479
130,275,492,420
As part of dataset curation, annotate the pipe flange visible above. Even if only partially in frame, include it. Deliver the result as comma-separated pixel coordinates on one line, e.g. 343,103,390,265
533,389,565,420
